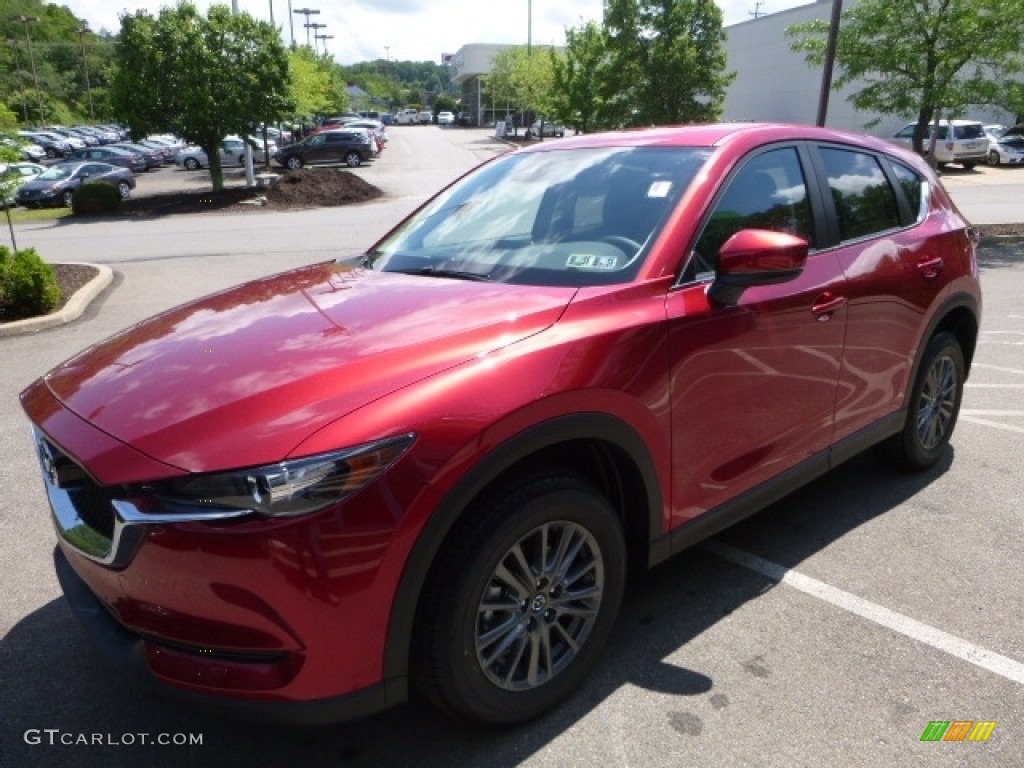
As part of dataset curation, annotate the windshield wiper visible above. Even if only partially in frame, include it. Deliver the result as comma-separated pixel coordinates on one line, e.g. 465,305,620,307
391,267,494,282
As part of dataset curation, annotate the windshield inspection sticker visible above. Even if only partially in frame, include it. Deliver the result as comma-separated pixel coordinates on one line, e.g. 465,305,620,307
567,253,619,270
648,180,672,198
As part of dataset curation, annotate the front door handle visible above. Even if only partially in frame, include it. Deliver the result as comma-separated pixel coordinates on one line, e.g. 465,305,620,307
812,293,847,320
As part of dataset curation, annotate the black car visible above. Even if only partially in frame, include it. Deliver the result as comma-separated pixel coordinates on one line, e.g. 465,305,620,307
274,129,375,169
68,146,148,174
19,131,71,159
15,161,135,208
109,142,164,170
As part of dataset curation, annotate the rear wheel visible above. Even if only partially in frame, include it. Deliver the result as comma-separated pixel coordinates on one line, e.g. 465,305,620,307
117,181,131,199
962,161,977,170
876,332,964,470
344,152,362,167
285,155,303,170
414,473,626,725
62,190,74,208
183,157,200,171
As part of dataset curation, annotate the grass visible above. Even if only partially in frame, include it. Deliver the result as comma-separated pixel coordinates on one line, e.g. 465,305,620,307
3,206,72,223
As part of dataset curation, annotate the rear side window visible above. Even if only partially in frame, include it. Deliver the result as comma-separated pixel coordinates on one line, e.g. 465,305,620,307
890,162,928,224
954,124,984,140
819,148,900,241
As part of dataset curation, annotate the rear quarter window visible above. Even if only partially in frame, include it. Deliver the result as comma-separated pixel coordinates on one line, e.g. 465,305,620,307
820,147,901,241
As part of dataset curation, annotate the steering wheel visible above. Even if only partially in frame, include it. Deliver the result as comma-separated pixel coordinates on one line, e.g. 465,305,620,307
600,235,642,254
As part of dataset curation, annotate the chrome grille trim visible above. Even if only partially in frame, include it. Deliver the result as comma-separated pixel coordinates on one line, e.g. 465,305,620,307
33,428,250,568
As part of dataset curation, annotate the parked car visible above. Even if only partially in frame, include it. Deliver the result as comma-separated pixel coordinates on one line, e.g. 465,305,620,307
395,108,420,125
342,119,388,145
529,120,565,138
175,136,274,170
68,146,148,174
417,109,433,124
1,136,46,162
273,128,375,169
0,161,46,206
14,161,135,208
109,142,165,170
892,119,988,169
21,124,980,727
437,110,455,125
986,129,1024,166
41,127,90,149
20,130,72,159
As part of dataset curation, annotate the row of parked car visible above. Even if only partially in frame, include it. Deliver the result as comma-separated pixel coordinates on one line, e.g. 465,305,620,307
891,119,1024,169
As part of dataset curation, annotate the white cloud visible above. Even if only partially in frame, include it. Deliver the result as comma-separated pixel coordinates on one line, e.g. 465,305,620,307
63,0,809,64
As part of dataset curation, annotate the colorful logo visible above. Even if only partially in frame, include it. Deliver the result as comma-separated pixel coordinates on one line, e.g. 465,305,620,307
920,721,997,742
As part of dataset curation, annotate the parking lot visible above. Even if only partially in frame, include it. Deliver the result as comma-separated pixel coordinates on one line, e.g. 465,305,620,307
1,127,1022,767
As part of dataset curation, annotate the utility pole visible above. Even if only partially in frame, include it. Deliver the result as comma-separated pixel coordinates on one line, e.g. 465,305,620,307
307,22,327,53
12,16,43,123
527,0,532,55
230,0,256,187
316,33,333,57
816,0,843,127
750,1,765,19
77,26,95,121
8,40,28,122
293,7,320,47
287,0,295,47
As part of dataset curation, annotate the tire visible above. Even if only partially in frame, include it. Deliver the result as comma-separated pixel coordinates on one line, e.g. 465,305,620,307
413,473,626,725
987,150,1001,167
876,332,964,471
46,147,58,159
344,152,362,168
62,190,74,208
117,181,131,199
962,161,977,170
286,155,303,170
183,157,200,171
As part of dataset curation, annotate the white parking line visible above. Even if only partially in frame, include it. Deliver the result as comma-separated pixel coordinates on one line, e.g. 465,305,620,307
960,416,1024,435
972,363,1024,376
703,540,1024,686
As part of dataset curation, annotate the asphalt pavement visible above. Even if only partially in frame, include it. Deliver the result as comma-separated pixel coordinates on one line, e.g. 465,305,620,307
1,128,1022,768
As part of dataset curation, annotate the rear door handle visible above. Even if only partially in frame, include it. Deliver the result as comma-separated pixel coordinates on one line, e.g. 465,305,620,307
917,256,944,278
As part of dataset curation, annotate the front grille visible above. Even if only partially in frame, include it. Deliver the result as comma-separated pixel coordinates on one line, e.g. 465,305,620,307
38,437,116,544
68,483,117,540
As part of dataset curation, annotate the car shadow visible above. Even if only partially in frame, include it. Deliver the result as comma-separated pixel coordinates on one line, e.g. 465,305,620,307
1,449,952,767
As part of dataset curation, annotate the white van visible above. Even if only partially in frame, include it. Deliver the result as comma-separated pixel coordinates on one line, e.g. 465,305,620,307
892,120,988,169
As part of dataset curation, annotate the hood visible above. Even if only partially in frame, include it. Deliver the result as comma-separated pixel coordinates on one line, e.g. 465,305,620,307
43,263,574,474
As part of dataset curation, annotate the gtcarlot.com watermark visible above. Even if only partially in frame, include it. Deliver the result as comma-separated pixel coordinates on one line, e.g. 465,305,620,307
24,729,203,747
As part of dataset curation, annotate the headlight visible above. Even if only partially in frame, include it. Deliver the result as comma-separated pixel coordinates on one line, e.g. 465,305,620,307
146,433,415,518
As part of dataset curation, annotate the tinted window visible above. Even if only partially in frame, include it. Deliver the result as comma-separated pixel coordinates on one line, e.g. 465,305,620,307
954,124,984,140
890,161,927,224
820,148,900,241
692,147,813,276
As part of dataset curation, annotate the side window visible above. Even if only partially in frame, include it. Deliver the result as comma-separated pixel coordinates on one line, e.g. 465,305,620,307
691,147,813,276
895,125,916,139
890,161,928,224
820,148,901,241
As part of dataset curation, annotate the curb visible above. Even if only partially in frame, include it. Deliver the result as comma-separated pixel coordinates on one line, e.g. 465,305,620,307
0,263,113,338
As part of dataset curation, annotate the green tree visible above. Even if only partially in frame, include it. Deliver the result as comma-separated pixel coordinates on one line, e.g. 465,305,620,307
487,46,556,133
788,0,1024,153
551,21,610,133
111,2,293,191
603,0,733,127
289,46,339,117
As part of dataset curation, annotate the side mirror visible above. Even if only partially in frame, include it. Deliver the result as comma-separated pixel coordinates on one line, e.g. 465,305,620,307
708,229,808,305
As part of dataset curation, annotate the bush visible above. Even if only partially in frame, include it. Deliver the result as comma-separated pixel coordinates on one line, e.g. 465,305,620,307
0,246,60,321
72,182,122,215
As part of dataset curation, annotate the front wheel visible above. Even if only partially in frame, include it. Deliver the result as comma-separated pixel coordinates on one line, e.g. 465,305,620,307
987,150,1001,167
344,152,362,167
183,157,200,171
413,474,626,725
285,155,303,170
62,190,74,208
117,181,131,199
876,332,964,471
962,161,977,170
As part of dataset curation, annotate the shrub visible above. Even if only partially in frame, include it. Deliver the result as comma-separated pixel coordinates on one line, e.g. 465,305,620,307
72,182,122,215
0,246,60,321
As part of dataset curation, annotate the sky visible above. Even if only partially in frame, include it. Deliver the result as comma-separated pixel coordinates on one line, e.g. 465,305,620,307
58,0,810,65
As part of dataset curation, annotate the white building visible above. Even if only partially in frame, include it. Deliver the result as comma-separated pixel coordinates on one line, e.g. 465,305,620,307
449,0,1018,135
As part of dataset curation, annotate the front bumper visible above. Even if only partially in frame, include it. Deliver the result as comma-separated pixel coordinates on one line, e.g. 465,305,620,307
54,546,406,725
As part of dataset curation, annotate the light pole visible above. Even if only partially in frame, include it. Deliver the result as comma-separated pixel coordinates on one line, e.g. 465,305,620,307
287,0,294,47
293,7,320,47
12,15,43,122
527,0,532,56
384,45,390,62
316,33,333,57
306,22,326,53
77,26,95,121
8,40,28,122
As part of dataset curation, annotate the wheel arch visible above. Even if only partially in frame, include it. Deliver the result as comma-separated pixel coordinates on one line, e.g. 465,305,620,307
902,292,979,410
382,412,662,683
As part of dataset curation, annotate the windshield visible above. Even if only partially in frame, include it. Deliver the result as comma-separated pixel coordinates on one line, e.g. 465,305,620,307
368,146,711,286
38,166,75,181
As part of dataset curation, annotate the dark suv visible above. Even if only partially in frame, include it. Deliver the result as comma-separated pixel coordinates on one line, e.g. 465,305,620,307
273,129,374,169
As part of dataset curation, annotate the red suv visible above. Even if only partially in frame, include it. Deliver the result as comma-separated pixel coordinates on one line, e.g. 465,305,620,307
22,124,980,726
